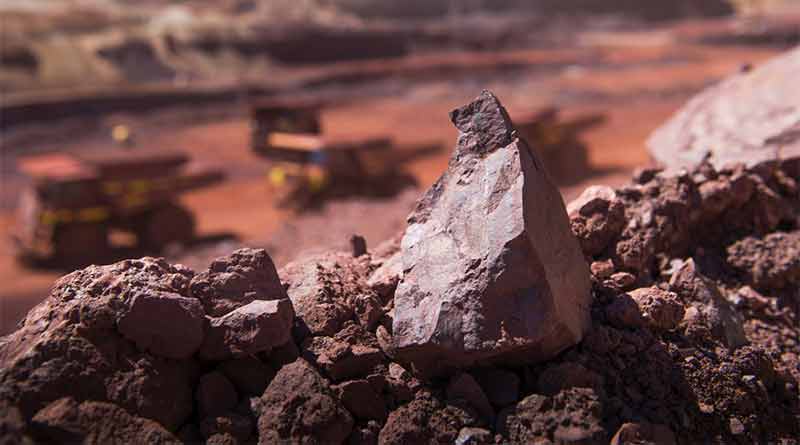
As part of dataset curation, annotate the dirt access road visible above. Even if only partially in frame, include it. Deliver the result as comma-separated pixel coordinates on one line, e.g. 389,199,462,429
0,17,790,333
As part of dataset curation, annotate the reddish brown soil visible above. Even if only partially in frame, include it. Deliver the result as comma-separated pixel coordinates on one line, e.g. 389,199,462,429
0,19,788,334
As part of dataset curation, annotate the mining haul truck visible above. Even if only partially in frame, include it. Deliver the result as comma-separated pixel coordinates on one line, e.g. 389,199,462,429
514,107,606,184
12,149,224,264
249,98,395,206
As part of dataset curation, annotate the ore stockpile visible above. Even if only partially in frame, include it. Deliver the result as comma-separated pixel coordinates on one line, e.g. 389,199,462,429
1,91,799,445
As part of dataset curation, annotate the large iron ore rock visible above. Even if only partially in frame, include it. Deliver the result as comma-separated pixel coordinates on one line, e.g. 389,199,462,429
392,90,592,376
648,46,800,172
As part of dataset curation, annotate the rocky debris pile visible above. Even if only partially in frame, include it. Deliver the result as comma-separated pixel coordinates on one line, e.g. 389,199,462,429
1,91,800,445
648,45,800,172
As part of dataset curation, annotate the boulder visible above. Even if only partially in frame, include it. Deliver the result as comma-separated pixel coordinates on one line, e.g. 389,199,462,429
199,299,294,361
647,46,800,172
190,248,287,317
392,90,592,376
257,359,353,444
30,398,180,444
0,258,197,431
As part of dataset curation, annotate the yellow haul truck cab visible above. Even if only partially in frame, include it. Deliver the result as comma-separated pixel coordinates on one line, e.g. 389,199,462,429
13,150,224,264
249,98,394,207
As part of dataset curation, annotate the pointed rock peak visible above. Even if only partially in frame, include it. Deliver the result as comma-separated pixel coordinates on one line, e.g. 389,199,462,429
393,90,592,378
449,90,515,154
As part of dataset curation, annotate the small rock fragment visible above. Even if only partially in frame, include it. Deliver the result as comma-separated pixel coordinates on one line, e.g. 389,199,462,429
474,368,520,408
671,260,747,349
605,294,646,329
334,379,387,421
628,287,685,331
302,323,385,381
199,299,294,361
280,252,370,337
190,248,287,317
218,357,275,396
350,235,368,257
537,362,604,396
116,290,206,360
31,398,180,444
609,271,637,290
610,422,677,445
456,427,493,445
196,372,238,418
446,373,495,422
258,359,353,445
727,232,800,290
349,420,382,445
591,259,615,279
367,250,403,303
199,413,254,442
496,388,605,445
386,363,422,404
378,393,477,445
729,417,746,436
568,185,626,256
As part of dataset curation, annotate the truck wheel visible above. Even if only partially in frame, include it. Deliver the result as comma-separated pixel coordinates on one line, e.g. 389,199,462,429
138,204,195,251
54,223,109,265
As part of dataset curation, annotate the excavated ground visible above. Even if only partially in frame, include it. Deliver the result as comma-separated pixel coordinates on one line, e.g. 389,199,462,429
0,23,786,334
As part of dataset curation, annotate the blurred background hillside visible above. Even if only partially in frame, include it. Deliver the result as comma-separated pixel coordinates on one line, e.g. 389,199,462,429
2,0,796,93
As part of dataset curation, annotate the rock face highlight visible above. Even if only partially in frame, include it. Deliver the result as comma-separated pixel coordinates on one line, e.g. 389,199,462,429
392,90,592,375
648,46,800,172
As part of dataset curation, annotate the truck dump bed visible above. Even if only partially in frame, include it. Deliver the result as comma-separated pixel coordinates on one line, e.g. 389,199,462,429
77,150,188,178
18,149,191,182
17,153,96,182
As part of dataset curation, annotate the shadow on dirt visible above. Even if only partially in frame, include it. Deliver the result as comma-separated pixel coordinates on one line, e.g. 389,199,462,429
18,232,241,272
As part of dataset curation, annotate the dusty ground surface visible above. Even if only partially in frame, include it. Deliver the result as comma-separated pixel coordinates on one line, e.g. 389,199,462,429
0,15,793,334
